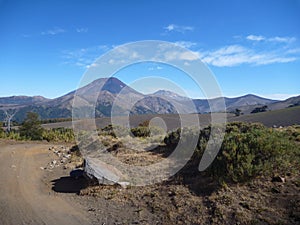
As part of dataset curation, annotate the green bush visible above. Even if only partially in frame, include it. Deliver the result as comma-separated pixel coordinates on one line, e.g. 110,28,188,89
19,112,44,140
131,125,165,138
0,129,24,140
208,123,299,182
164,128,180,146
164,122,300,183
131,126,151,137
283,125,300,142
0,127,5,138
164,126,208,149
42,128,75,142
100,124,129,138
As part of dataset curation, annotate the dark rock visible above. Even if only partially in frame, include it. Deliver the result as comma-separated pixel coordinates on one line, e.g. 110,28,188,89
272,176,285,183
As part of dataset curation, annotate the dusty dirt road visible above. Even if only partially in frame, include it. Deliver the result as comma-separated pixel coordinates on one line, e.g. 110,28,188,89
0,142,91,225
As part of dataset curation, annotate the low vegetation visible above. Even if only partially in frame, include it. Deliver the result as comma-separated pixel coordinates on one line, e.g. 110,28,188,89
251,105,268,114
42,127,75,142
3,112,300,174
2,113,299,184
164,122,300,183
3,112,298,224
0,112,75,142
78,121,300,225
19,112,44,140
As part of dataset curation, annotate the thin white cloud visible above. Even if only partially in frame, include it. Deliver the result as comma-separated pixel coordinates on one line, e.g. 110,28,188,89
65,33,299,69
246,34,296,43
200,44,298,67
268,36,296,43
163,50,200,61
62,45,110,68
246,35,265,41
41,27,66,35
76,28,88,33
148,65,163,71
286,48,300,54
197,34,299,66
163,24,194,34
174,41,197,49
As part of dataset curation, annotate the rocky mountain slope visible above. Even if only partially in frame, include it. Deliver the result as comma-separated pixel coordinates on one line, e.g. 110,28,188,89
0,77,298,122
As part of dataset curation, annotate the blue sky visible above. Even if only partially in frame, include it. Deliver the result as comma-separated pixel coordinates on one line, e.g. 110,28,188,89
0,0,299,100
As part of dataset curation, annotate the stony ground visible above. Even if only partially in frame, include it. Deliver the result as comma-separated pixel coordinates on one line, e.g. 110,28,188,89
1,139,299,225
0,140,90,225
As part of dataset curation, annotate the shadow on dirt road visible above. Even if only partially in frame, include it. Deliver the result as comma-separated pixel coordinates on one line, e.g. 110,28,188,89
51,176,88,194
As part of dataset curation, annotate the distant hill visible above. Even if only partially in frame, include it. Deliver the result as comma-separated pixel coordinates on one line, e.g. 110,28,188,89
222,94,278,114
229,105,300,127
0,95,49,106
190,94,277,114
0,77,298,122
268,95,300,110
152,90,190,101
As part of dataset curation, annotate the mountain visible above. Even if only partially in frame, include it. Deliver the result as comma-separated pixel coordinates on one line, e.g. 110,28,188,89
0,78,145,122
0,96,49,107
152,90,190,102
223,94,278,114
190,94,277,114
0,77,298,122
268,95,300,110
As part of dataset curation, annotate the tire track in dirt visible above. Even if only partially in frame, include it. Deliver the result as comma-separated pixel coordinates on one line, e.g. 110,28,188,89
0,142,91,225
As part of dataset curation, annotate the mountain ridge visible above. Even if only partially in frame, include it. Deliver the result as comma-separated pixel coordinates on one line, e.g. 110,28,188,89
0,77,299,122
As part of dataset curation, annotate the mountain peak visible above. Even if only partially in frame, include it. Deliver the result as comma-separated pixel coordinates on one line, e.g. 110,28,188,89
82,77,140,95
152,90,189,101
0,95,49,105
239,94,275,100
102,77,127,94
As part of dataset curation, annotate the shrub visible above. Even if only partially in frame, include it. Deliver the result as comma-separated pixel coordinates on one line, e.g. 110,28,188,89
251,105,268,114
164,128,180,146
207,122,299,182
0,127,5,138
131,125,166,138
131,126,151,137
19,112,44,140
139,120,150,127
100,124,129,138
164,122,300,183
282,125,300,142
42,128,75,142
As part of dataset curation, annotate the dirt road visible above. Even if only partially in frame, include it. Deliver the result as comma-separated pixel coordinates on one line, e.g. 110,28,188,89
0,142,91,225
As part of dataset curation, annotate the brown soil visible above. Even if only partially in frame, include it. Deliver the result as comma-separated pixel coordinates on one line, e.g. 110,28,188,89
0,140,299,225
0,140,91,225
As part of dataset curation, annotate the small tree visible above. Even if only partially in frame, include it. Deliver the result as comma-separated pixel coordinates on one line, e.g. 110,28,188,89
251,105,268,114
234,108,242,116
19,112,44,140
0,122,4,138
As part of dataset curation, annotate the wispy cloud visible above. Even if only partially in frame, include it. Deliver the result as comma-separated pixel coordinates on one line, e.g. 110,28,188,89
246,34,296,43
76,28,88,33
41,27,66,35
148,65,163,71
163,24,194,34
193,34,299,67
246,35,265,41
174,41,197,48
200,44,298,67
65,33,299,68
163,50,200,61
268,36,296,43
62,45,110,68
